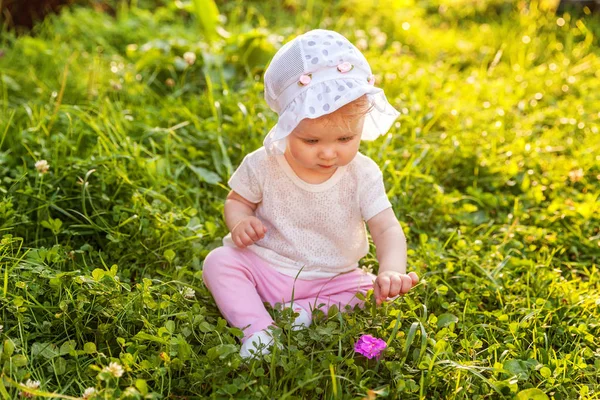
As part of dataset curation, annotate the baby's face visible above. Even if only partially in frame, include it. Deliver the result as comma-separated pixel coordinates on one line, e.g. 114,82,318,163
285,98,367,175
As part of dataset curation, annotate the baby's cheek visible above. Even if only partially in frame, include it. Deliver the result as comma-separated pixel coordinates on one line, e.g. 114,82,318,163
291,143,312,160
341,144,360,164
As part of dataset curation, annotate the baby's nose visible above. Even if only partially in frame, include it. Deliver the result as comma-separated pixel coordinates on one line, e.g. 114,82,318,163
319,148,336,160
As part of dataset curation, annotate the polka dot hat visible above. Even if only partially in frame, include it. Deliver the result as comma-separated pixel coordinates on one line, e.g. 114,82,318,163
263,29,400,155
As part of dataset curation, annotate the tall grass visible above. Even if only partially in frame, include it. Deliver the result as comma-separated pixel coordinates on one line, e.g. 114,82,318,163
0,0,599,398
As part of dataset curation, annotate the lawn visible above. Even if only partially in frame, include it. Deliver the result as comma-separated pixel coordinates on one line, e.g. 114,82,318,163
0,0,599,398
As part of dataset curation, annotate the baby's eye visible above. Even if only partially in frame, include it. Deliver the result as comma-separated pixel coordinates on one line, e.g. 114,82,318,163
339,136,354,142
303,139,318,144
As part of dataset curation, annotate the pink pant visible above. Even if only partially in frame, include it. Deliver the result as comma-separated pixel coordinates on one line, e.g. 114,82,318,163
202,246,376,341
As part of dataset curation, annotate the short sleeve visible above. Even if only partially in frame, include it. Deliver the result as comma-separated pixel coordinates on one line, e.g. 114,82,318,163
359,165,392,221
228,153,263,204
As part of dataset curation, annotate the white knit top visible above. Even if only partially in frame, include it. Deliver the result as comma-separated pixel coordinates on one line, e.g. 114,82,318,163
222,147,392,280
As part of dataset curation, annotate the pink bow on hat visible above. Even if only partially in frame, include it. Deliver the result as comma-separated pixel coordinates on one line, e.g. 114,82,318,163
298,74,312,86
337,62,354,73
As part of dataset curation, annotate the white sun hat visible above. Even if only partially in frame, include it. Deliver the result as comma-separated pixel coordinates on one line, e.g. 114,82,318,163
262,29,400,155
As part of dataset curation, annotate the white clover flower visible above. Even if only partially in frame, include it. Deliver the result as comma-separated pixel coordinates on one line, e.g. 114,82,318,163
374,32,387,48
356,38,368,51
103,362,124,378
568,168,584,183
361,265,373,274
182,287,196,299
25,380,40,389
82,387,96,399
183,51,196,66
19,379,40,398
35,160,49,174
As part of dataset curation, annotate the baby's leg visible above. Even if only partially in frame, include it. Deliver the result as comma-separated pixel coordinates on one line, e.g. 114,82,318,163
293,269,376,315
202,246,277,341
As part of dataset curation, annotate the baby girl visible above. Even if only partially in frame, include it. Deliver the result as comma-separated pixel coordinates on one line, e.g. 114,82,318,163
202,29,419,358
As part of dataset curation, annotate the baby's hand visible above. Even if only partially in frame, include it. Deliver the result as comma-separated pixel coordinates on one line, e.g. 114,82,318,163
374,270,419,305
231,216,267,248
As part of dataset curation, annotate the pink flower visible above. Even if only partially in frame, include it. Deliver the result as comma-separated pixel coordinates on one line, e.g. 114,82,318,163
298,74,312,86
367,74,375,85
337,62,353,73
354,334,387,359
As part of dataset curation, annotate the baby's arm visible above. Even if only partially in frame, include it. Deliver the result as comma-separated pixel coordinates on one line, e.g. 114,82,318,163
367,208,419,305
224,190,267,248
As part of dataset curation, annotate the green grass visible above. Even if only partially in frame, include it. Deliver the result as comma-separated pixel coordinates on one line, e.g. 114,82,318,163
0,0,599,398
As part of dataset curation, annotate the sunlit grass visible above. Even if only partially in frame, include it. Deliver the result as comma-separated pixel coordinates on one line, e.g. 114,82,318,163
0,0,599,398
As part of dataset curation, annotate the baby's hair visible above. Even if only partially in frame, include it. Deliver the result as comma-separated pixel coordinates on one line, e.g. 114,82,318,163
336,94,374,118
320,95,375,131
